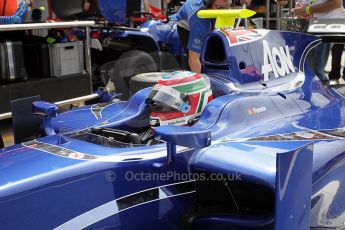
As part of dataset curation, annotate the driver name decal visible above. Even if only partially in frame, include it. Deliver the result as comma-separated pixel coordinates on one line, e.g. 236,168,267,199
248,106,267,115
261,40,295,81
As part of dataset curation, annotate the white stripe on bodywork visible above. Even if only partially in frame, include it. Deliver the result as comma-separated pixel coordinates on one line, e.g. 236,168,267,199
159,187,169,199
97,143,188,162
298,39,321,72
23,140,191,162
24,126,345,162
277,148,299,200
54,181,195,230
6,41,15,81
90,104,109,120
54,200,120,230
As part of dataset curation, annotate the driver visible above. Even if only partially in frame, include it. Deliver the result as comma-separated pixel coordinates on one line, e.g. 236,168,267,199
140,71,213,144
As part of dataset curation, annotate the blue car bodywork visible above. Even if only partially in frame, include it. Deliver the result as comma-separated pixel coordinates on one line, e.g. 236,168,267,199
64,0,184,92
1,24,345,229
98,0,184,56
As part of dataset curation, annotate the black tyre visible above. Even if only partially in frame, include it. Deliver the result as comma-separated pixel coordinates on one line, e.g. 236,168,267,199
110,50,158,99
129,72,170,94
0,133,4,148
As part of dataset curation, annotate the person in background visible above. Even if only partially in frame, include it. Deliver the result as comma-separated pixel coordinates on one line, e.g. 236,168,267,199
80,0,101,19
294,0,345,82
172,0,251,73
89,0,146,14
329,44,345,83
0,0,18,16
125,0,151,27
171,0,287,73
328,0,345,83
243,0,289,18
164,0,183,16
0,0,17,16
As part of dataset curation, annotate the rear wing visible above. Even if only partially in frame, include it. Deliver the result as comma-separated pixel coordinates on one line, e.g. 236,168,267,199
281,17,345,43
307,18,345,43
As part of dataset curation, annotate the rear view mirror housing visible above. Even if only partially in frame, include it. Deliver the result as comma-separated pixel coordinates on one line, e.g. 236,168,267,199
32,101,58,136
153,125,211,168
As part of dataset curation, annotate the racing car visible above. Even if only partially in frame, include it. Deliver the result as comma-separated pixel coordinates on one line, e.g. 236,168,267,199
1,9,345,230
50,0,185,95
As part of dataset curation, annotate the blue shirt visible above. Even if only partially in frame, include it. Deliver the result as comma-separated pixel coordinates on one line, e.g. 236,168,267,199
171,0,213,53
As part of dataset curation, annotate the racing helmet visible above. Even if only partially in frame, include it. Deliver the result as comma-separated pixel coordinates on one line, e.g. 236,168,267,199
145,71,213,128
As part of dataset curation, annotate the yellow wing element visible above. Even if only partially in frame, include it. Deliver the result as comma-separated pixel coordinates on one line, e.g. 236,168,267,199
197,9,256,29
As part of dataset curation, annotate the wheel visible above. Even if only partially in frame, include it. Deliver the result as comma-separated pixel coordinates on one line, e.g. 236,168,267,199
129,72,170,94
0,133,4,148
110,50,158,99
91,63,105,90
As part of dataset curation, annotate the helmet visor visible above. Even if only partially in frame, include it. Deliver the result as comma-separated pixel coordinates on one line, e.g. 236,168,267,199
145,84,191,113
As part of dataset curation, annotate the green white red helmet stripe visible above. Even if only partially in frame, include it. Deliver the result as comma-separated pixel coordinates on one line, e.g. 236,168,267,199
173,80,206,94
159,71,201,85
196,76,212,113
172,75,211,94
197,88,213,113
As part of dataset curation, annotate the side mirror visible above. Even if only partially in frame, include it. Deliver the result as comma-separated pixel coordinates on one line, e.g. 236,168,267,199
153,125,211,168
32,101,58,136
